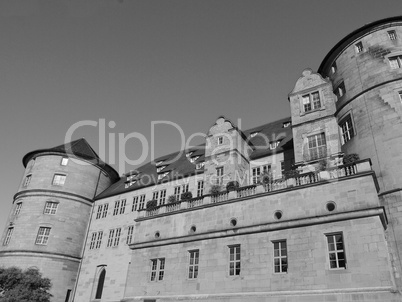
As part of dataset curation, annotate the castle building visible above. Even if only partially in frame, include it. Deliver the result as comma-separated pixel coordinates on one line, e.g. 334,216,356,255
1,16,402,302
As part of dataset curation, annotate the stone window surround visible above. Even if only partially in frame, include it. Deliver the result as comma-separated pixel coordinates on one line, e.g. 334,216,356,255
299,88,326,116
338,111,356,145
384,51,402,69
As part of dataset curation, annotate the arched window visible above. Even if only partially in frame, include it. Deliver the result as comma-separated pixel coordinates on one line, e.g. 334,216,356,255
95,268,106,299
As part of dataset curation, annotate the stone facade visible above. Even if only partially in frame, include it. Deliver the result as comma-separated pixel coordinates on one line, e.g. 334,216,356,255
2,16,402,302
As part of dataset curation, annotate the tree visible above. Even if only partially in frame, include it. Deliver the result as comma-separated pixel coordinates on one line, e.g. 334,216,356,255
0,266,52,302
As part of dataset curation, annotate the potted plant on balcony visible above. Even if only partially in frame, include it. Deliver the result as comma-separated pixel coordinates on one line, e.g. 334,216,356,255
181,191,193,201
210,184,221,196
317,159,330,180
343,153,359,164
226,181,239,192
146,199,158,210
167,195,177,204
283,169,299,187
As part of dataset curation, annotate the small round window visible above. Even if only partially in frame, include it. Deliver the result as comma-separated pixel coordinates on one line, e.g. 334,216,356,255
326,201,336,212
274,211,283,220
154,231,160,239
190,225,196,233
230,218,237,227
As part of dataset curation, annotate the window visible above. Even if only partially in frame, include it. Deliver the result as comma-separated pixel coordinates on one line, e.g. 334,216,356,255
283,122,291,128
65,289,71,302
174,186,181,201
138,194,146,210
273,240,288,273
335,81,346,98
196,162,205,169
216,167,224,185
182,184,189,193
186,152,193,158
155,160,164,166
197,181,204,197
326,233,346,269
308,133,327,160
156,165,167,173
331,62,337,74
44,202,58,215
96,205,102,219
250,131,259,138
150,258,165,281
95,268,106,300
113,199,126,215
302,91,321,112
339,114,355,144
188,250,199,279
159,190,166,205
95,231,103,249
52,174,66,186
389,55,402,69
252,165,271,184
126,225,134,244
269,141,280,150
125,180,136,189
23,174,32,187
102,204,108,218
280,161,285,175
158,172,169,181
190,156,199,163
35,227,51,245
61,157,69,166
3,227,13,246
388,30,397,40
355,41,363,53
218,136,223,145
107,228,121,247
132,196,139,211
14,203,22,215
399,91,402,102
152,191,159,201
229,245,241,276
89,232,97,250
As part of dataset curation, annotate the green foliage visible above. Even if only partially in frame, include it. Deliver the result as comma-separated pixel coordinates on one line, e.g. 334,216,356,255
181,191,193,201
0,266,52,302
259,171,273,184
317,159,327,171
167,195,177,203
226,181,239,192
210,185,221,195
146,199,158,210
343,153,360,164
283,169,300,179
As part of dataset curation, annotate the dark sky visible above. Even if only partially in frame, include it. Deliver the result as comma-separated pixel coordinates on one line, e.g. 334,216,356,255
0,0,401,228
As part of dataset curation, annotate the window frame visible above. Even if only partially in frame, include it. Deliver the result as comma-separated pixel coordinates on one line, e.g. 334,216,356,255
3,227,13,246
138,194,146,210
150,258,165,281
339,113,355,145
302,91,321,113
355,41,363,53
228,244,241,276
188,250,199,279
389,55,402,69
326,232,347,269
216,167,224,185
159,189,166,205
218,136,223,145
60,157,69,166
52,174,66,186
174,186,181,201
197,180,204,197
14,202,22,215
126,225,134,244
388,30,397,40
307,133,327,161
44,201,59,215
23,174,32,187
35,227,51,245
273,240,288,273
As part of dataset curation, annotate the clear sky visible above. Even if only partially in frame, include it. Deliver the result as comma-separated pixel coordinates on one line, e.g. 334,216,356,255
0,0,401,229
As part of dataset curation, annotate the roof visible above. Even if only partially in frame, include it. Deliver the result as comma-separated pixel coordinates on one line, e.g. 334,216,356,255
22,138,120,182
95,117,293,199
318,15,402,76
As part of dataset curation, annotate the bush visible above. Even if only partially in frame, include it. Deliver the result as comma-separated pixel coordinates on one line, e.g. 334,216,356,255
259,171,273,184
317,159,327,171
283,169,300,179
210,184,221,195
146,199,158,209
226,181,239,191
167,195,177,203
343,153,360,164
181,191,193,201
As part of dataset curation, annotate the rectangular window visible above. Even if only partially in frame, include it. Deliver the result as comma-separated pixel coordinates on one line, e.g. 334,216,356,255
132,196,139,211
280,161,285,176
52,174,66,186
182,184,189,193
218,136,223,145
23,174,32,187
139,195,146,210
335,81,346,98
229,245,241,276
159,190,166,205
326,233,346,269
35,227,51,245
388,30,397,40
355,41,363,53
197,181,204,197
3,227,13,246
188,250,199,279
196,162,205,169
107,228,121,247
340,114,355,144
150,258,165,281
302,91,321,112
152,191,159,201
113,200,120,215
44,202,58,215
389,55,402,69
273,240,288,273
102,204,108,218
269,141,280,150
14,203,22,215
126,225,134,244
331,62,337,74
252,165,271,184
399,91,402,102
308,133,327,160
96,205,103,219
89,232,97,250
107,229,115,247
174,186,181,201
113,228,121,246
95,231,103,249
216,167,224,185
61,157,69,166
119,199,126,215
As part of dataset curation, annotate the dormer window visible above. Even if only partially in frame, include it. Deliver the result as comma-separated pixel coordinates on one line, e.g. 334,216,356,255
126,175,136,182
269,141,280,150
218,137,223,145
155,160,164,166
186,152,193,158
250,132,259,138
283,122,291,128
156,165,167,173
355,41,363,53
331,62,337,74
158,172,170,181
302,91,321,112
61,157,69,166
125,180,136,189
196,162,205,169
190,156,199,163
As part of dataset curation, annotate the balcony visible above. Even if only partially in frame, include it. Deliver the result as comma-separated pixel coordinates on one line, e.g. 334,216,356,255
137,159,374,219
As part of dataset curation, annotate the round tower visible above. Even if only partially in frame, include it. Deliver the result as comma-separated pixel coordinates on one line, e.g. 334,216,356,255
0,139,119,302
318,16,402,290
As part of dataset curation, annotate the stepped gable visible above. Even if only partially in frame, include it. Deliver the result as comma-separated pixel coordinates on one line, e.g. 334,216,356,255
22,138,119,181
96,117,292,199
